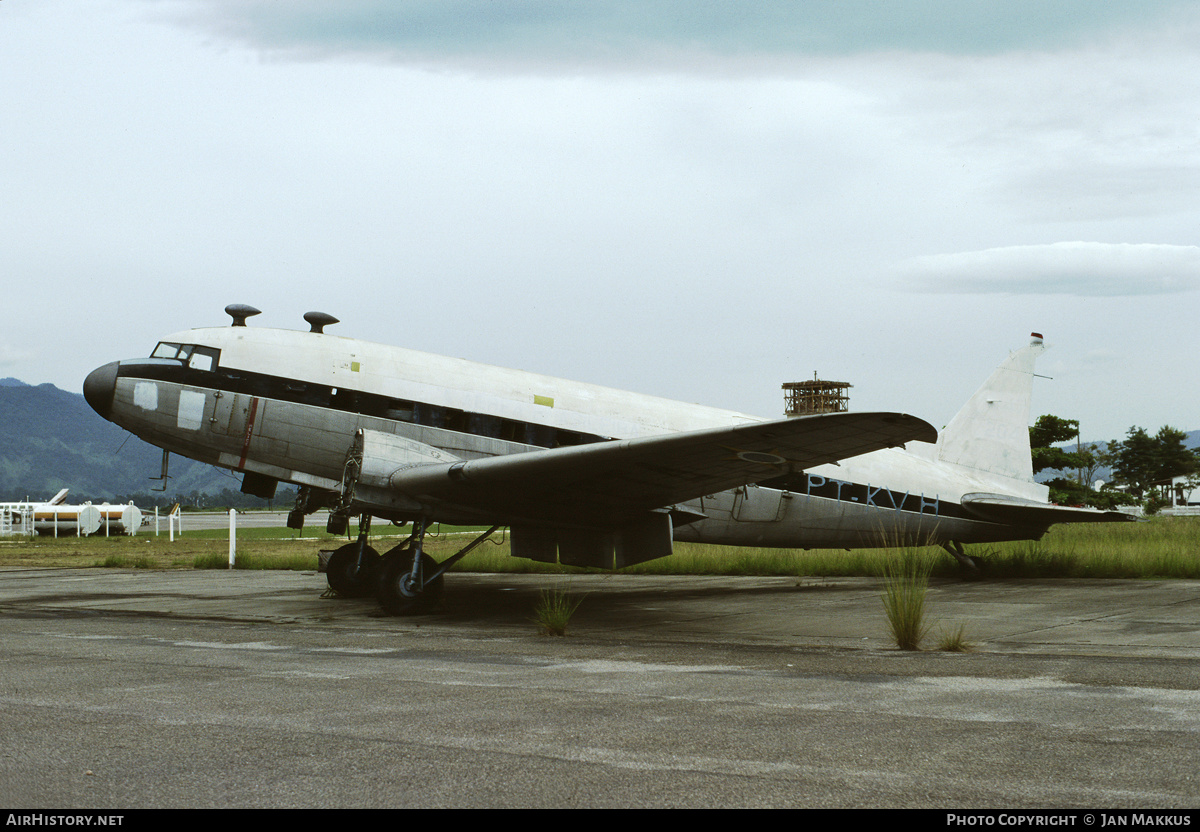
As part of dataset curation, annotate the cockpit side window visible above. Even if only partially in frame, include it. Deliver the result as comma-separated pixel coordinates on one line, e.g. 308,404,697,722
150,342,220,371
188,348,218,371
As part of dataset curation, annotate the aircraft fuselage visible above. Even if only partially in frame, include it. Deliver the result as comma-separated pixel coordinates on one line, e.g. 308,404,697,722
84,320,1058,554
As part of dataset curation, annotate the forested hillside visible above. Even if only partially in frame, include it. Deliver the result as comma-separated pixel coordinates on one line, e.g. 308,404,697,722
0,379,261,504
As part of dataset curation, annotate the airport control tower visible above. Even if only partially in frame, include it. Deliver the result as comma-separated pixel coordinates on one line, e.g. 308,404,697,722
782,374,851,417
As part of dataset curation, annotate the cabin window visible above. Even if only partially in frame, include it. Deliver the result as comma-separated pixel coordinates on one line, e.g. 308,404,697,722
523,423,555,448
384,402,415,422
414,403,448,429
467,413,501,438
331,388,359,411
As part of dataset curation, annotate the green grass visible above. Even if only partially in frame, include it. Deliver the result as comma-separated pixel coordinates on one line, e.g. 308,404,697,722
3,516,1199,579
941,518,1200,579
94,553,158,569
191,549,319,570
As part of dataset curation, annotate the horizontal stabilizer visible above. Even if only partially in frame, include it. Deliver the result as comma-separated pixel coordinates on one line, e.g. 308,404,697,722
961,493,1138,527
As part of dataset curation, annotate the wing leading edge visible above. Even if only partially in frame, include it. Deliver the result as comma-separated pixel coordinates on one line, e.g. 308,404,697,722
380,411,937,528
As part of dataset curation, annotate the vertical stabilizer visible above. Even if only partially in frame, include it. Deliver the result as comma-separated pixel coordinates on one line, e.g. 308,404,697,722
936,334,1045,483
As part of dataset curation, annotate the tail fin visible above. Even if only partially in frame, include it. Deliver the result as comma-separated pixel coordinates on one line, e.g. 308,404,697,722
936,334,1045,484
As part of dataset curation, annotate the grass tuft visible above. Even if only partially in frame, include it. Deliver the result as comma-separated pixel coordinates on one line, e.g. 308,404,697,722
95,554,157,569
936,623,974,652
532,585,584,636
881,548,933,650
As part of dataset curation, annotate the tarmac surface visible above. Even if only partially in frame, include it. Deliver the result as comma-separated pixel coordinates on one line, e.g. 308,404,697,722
2,566,1199,808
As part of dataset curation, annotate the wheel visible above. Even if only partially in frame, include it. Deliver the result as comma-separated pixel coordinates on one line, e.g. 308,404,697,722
376,548,444,615
326,542,381,598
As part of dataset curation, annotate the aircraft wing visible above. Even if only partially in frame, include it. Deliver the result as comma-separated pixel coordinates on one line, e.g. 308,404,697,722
385,411,936,527
960,493,1139,527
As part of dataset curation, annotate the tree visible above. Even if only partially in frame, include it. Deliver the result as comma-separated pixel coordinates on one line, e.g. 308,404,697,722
1076,442,1106,486
1029,415,1087,476
1111,426,1158,498
1153,426,1199,483
1029,415,1099,506
1109,425,1199,499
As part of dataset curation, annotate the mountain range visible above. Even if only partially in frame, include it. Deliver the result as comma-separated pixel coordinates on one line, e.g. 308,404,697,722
0,379,250,503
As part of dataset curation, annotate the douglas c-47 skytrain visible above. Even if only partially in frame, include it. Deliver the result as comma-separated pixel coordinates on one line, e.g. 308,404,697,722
84,306,1133,614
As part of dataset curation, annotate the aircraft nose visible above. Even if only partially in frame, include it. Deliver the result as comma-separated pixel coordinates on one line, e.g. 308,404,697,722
83,361,119,419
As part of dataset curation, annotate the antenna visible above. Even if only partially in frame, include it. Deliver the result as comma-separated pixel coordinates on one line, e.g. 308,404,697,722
225,304,262,327
303,311,340,334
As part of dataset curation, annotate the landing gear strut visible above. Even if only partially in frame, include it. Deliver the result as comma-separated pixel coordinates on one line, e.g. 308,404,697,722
374,519,502,616
941,540,979,573
376,546,443,615
288,485,328,530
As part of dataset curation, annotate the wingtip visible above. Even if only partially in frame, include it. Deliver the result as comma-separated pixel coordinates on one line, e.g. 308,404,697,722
889,413,939,445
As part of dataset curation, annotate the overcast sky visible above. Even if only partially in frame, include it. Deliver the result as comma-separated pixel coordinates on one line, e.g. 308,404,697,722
3,0,1197,441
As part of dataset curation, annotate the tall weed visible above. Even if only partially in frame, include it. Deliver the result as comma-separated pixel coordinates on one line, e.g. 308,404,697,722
880,548,933,650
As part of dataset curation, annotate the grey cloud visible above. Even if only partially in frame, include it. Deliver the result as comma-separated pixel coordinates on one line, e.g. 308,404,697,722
898,242,1200,296
173,0,1190,65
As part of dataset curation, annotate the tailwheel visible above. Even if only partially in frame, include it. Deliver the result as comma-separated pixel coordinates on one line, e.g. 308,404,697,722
376,548,444,615
941,540,982,578
326,542,381,598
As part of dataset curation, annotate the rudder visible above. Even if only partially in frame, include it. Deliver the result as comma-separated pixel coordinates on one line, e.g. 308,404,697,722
936,333,1046,484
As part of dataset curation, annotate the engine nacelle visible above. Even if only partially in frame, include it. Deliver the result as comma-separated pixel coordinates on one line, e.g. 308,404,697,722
337,428,461,519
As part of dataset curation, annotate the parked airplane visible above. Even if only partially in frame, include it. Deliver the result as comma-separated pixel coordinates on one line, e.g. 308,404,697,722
0,489,144,537
1,489,69,536
83,306,1131,613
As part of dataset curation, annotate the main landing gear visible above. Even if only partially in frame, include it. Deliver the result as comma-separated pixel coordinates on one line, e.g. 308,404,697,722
376,543,443,615
326,516,501,615
325,515,381,598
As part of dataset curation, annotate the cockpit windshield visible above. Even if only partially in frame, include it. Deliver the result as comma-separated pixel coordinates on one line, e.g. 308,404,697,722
151,342,220,372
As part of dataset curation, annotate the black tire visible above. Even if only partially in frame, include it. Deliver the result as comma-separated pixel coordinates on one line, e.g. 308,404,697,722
376,548,444,615
326,542,381,598
959,556,987,581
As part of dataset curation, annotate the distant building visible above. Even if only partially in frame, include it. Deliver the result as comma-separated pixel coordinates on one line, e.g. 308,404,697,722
783,375,851,417
1162,474,1200,511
